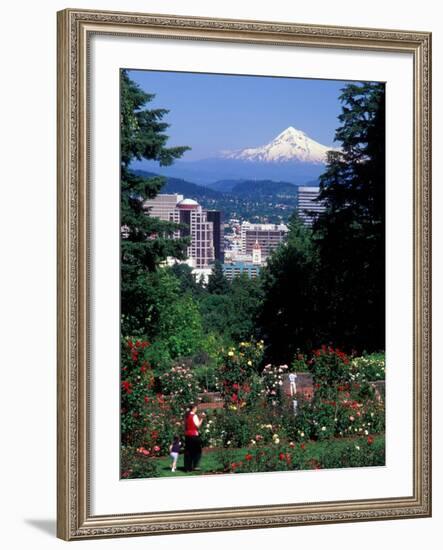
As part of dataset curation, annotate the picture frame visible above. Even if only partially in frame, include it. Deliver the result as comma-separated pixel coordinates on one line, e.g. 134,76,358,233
57,8,431,541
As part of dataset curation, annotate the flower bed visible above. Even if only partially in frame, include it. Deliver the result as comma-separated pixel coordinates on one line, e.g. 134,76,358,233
120,339,385,478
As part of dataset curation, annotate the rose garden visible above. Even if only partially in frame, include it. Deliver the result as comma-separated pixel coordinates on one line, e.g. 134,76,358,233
121,339,385,478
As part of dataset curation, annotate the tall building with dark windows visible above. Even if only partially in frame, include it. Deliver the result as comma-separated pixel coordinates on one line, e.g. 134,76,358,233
207,210,224,263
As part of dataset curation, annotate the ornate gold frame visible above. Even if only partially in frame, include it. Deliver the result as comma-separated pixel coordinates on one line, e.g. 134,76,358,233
57,8,431,541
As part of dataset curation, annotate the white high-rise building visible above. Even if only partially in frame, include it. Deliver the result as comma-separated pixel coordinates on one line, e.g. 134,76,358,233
297,186,326,226
143,194,183,221
143,194,216,268
143,193,183,238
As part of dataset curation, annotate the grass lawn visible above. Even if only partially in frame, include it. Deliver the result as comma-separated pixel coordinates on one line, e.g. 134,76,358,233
154,434,385,477
155,448,246,477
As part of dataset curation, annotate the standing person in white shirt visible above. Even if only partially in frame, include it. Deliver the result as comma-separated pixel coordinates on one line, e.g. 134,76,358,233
288,372,297,397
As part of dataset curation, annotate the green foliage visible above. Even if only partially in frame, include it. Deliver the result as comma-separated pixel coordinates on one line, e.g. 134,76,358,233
168,263,204,297
120,70,190,171
121,447,161,479
214,435,385,474
217,341,265,408
200,274,263,343
193,365,219,392
349,352,385,382
120,70,191,332
308,346,351,395
206,260,229,295
156,293,205,360
258,213,319,362
128,270,206,373
318,436,384,469
198,294,233,338
261,363,288,406
159,364,200,414
228,275,264,341
291,351,308,372
120,337,154,447
217,411,254,448
313,82,386,351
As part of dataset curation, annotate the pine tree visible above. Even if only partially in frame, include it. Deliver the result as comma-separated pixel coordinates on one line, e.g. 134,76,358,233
258,213,318,362
313,82,385,351
120,70,191,333
206,260,229,295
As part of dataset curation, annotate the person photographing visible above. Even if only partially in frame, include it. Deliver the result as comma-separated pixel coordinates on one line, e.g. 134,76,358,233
184,403,205,472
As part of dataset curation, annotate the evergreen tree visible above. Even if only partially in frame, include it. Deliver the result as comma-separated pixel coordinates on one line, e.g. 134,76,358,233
169,263,204,298
120,70,191,333
229,274,263,342
313,82,385,351
206,260,229,295
258,213,318,363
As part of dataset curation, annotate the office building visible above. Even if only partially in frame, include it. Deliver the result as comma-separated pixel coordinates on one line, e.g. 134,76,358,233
143,194,216,269
240,222,288,259
297,186,326,226
206,210,224,263
222,262,261,281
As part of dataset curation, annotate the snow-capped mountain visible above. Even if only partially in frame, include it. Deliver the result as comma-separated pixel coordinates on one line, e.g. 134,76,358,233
135,126,334,185
220,126,334,164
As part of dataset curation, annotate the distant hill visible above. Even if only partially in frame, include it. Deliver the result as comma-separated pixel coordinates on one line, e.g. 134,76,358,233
131,169,299,224
134,157,324,186
205,180,241,193
133,170,222,201
205,179,298,195
230,179,298,197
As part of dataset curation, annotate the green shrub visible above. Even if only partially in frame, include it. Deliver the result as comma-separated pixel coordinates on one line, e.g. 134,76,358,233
349,353,385,382
308,346,351,396
120,446,161,479
193,365,219,392
261,363,288,406
120,337,155,447
215,435,385,474
217,410,254,448
159,363,200,414
217,340,265,408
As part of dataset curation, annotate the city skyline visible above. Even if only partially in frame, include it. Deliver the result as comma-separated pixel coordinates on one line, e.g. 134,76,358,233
142,188,324,281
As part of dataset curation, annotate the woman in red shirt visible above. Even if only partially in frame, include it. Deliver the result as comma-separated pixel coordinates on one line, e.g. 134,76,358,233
184,403,205,472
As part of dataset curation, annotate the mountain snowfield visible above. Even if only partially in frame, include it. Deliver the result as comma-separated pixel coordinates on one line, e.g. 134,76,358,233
135,126,336,185
220,126,334,164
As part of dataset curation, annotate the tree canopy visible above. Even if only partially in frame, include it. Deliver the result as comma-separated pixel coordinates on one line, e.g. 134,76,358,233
258,214,319,363
313,82,386,351
120,70,191,334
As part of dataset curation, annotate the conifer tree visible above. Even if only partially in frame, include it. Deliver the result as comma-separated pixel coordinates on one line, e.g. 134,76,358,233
258,213,318,362
120,70,190,333
313,82,385,350
206,260,229,295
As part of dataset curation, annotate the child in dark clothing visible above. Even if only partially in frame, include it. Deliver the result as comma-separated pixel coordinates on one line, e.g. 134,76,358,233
169,435,182,472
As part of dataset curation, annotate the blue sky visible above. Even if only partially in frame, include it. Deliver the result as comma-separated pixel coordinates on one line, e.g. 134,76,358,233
128,69,353,161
